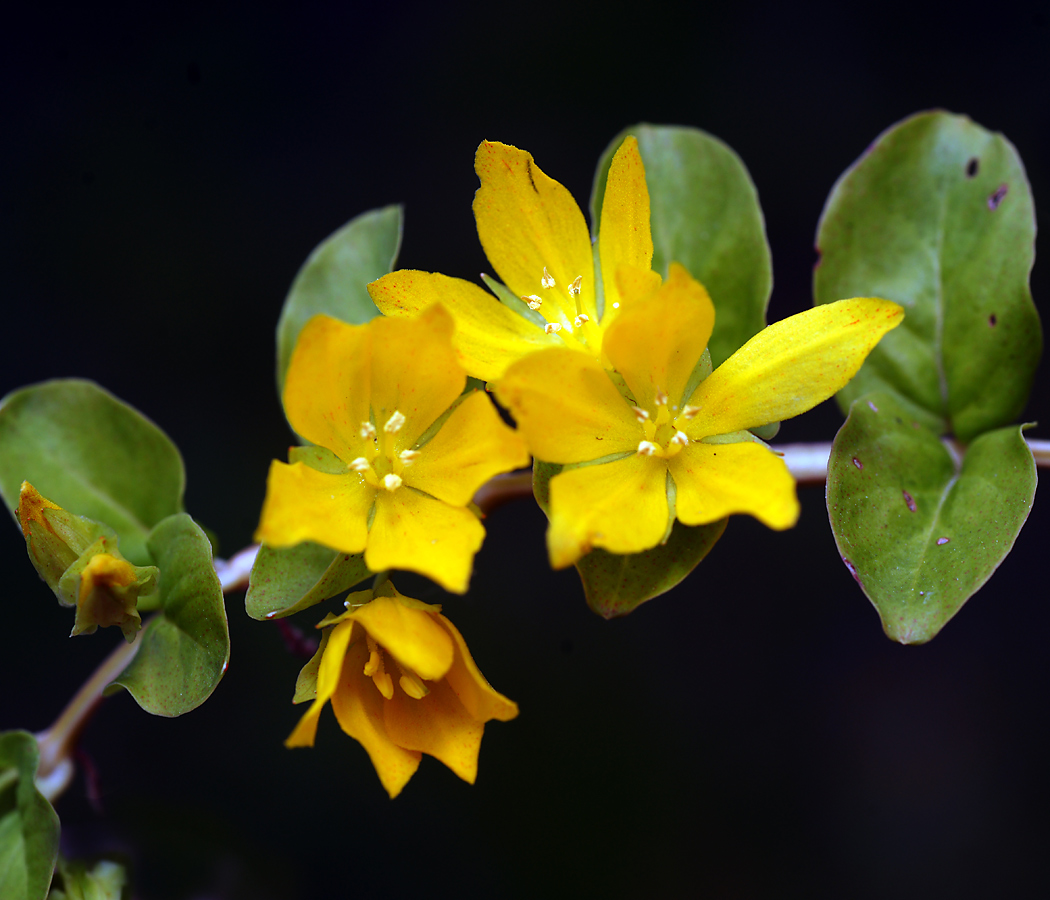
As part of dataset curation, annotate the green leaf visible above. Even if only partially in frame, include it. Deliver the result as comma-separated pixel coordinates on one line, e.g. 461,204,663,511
245,541,370,621
108,514,229,716
533,461,727,618
0,381,185,566
48,858,126,900
827,392,1036,644
591,124,772,366
0,731,60,900
814,111,1042,442
276,205,403,391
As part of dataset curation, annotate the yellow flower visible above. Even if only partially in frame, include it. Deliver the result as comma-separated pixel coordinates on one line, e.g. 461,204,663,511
255,305,530,593
286,582,518,799
368,137,657,380
495,264,904,568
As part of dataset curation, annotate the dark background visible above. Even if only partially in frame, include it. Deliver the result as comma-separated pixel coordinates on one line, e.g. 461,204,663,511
3,2,1049,898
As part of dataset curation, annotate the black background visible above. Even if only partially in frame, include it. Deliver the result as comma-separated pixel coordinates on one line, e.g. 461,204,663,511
3,2,1049,898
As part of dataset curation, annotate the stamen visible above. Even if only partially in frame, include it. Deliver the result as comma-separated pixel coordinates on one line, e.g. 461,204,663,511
398,670,430,700
359,421,377,440
637,440,659,456
574,314,589,328
654,389,669,407
382,473,403,491
544,323,562,335
568,276,582,297
670,430,689,447
541,267,556,289
631,406,650,423
682,405,701,419
523,294,542,310
383,410,406,433
363,637,394,700
398,449,420,466
612,302,620,309
349,457,372,472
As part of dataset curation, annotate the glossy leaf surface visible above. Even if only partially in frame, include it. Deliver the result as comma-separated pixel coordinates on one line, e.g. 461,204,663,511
0,731,59,900
828,392,1036,644
246,541,370,620
591,124,771,366
535,461,727,617
276,205,403,390
109,514,229,716
815,111,1041,441
0,381,184,566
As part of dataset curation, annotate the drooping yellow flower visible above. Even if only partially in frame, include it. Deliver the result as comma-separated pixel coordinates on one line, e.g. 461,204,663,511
368,137,657,381
287,582,518,799
495,265,904,568
255,306,530,593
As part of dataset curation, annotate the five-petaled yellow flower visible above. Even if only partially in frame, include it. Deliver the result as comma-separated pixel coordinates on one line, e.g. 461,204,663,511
495,264,904,568
255,306,530,593
287,582,518,799
368,137,655,381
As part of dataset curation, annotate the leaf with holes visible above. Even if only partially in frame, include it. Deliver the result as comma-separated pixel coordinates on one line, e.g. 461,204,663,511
591,124,771,367
108,514,229,716
277,205,403,391
534,461,726,617
815,111,1041,441
0,380,185,566
0,731,60,900
828,392,1036,644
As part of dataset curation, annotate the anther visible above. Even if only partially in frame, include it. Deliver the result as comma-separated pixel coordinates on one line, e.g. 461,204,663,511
382,473,403,491
670,430,689,447
383,410,406,433
359,421,377,440
523,294,542,310
569,275,582,297
682,405,701,419
631,406,650,423
350,457,372,472
398,449,420,466
544,323,562,335
398,670,430,700
574,314,589,328
637,441,658,456
654,389,669,406
541,267,556,289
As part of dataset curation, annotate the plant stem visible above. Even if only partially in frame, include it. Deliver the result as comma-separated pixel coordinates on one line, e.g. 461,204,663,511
473,469,534,514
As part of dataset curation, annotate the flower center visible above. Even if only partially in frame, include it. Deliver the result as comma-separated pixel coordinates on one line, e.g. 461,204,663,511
633,392,701,459
362,634,430,701
349,409,420,492
522,266,591,344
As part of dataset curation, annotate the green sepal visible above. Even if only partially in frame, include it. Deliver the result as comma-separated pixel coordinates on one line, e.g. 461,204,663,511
827,391,1036,644
107,514,229,716
479,273,546,328
0,380,185,566
591,124,772,366
814,111,1042,442
47,857,126,900
534,461,727,618
288,445,347,473
0,731,60,900
245,542,371,621
276,205,403,392
292,625,332,704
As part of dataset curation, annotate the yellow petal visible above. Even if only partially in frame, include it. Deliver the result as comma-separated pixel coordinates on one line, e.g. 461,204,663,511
368,306,465,448
667,441,799,530
546,454,669,568
494,348,641,464
255,461,373,554
285,619,356,748
603,263,715,412
283,314,372,460
368,270,557,381
405,391,529,507
598,136,654,323
384,678,484,784
366,489,485,594
684,298,905,438
437,613,519,723
329,637,422,798
473,141,597,325
349,594,454,681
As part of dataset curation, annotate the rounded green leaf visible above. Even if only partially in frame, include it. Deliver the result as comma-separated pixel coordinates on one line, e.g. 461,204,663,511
48,858,127,900
276,205,403,390
245,542,371,620
591,124,772,366
815,111,1042,441
534,461,727,617
0,731,60,900
0,381,185,566
827,392,1036,644
108,514,229,716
